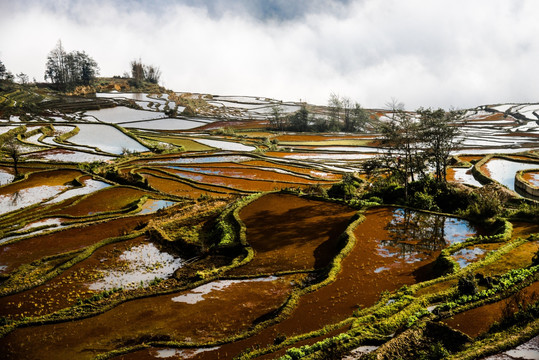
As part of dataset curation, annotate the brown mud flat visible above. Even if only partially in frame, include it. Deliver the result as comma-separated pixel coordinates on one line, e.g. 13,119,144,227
0,236,148,319
442,281,539,338
0,215,152,274
0,276,296,360
49,186,150,217
0,169,83,196
230,193,357,275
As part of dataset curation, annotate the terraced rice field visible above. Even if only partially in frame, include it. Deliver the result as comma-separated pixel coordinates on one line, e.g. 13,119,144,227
1,90,538,360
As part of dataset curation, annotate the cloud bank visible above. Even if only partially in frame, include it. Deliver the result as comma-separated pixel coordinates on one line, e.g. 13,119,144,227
1,0,538,109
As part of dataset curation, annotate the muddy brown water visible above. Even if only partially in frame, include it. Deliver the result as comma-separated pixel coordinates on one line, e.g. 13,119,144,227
116,206,481,360
231,193,356,275
0,169,83,196
0,215,152,274
166,165,326,184
49,186,150,217
164,168,312,192
0,276,296,360
0,236,149,319
442,281,539,338
138,171,238,198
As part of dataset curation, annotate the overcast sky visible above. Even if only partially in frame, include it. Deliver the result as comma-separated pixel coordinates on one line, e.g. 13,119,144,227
1,0,538,109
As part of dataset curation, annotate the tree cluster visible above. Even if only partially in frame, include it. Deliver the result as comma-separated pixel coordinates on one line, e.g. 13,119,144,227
44,41,99,91
268,94,374,133
129,59,161,87
0,59,14,82
365,104,463,200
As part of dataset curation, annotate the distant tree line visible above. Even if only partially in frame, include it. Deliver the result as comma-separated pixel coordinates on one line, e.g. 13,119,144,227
269,93,374,133
44,40,99,91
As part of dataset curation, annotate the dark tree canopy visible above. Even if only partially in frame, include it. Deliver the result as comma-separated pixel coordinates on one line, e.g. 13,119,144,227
44,40,99,91
0,60,6,80
0,59,14,82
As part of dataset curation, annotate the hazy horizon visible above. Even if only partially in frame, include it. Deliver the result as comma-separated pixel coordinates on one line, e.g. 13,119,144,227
1,0,538,110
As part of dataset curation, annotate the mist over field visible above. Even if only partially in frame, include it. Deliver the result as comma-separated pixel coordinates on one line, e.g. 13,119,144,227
1,0,538,109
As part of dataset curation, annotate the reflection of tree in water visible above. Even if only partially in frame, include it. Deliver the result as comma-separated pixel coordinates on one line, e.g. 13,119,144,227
381,208,447,259
9,190,21,207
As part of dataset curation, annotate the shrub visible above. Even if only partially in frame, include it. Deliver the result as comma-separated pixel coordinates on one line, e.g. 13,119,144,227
458,275,478,296
409,191,439,211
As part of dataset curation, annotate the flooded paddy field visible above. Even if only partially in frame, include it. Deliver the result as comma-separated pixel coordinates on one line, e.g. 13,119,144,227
442,281,539,338
1,92,539,360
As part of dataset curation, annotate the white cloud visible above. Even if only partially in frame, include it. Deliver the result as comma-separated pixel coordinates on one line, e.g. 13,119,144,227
1,0,538,110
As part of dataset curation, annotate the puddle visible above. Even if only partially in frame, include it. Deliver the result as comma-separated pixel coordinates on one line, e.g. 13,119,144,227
484,159,539,191
172,277,277,304
342,346,379,360
452,247,486,268
152,347,220,359
374,266,390,273
89,243,183,291
139,199,176,214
